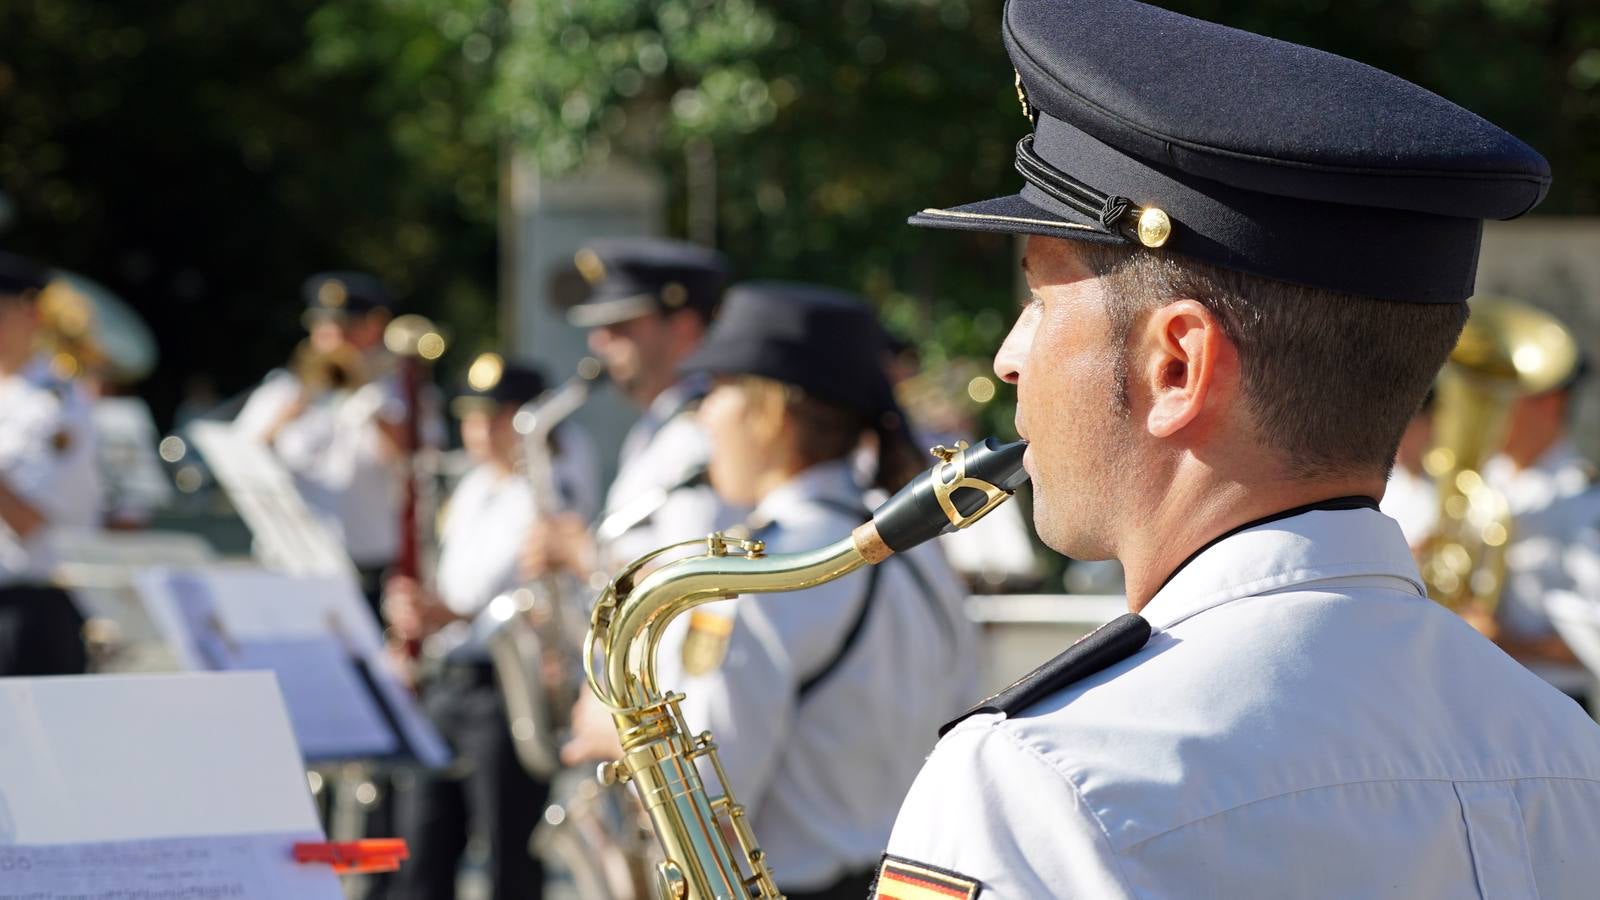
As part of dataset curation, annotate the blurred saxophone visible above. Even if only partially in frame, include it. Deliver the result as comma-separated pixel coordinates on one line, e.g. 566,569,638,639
483,357,607,777
1419,299,1578,611
585,437,1029,899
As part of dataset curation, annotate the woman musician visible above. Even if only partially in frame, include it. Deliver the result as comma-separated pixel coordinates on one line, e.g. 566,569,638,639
563,282,977,899
382,356,597,900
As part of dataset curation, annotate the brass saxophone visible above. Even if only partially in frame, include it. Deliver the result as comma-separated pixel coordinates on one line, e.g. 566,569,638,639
483,357,607,777
584,437,1029,899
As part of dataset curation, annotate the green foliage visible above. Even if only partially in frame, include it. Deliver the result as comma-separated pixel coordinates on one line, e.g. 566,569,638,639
1,0,1596,436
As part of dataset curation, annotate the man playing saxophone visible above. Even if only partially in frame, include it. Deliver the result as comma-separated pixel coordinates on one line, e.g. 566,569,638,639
382,356,597,900
875,1,1600,896
519,238,736,585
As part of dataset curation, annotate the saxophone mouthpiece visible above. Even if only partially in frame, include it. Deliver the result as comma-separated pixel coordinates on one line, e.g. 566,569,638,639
853,437,1029,561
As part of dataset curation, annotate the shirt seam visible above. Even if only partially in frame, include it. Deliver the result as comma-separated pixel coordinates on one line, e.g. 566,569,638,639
989,723,1141,894
1504,784,1543,898
1153,564,1424,629
1118,773,1600,851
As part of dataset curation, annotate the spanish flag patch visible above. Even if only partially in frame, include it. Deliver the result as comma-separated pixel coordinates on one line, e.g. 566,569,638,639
871,855,981,899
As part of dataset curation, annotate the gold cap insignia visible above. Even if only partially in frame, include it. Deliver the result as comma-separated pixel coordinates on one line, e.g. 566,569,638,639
467,352,505,392
318,279,348,309
661,281,688,308
1136,207,1172,249
574,248,606,285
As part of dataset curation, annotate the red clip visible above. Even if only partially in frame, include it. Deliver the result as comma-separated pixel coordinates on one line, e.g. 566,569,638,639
293,838,410,875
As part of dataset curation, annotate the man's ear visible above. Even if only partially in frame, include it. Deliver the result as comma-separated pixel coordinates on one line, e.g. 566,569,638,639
666,309,707,355
1138,300,1231,439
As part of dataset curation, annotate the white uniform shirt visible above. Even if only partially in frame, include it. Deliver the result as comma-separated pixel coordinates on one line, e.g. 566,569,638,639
596,378,737,571
671,460,977,891
235,368,429,566
435,465,535,618
0,369,100,583
1484,441,1600,691
886,505,1600,898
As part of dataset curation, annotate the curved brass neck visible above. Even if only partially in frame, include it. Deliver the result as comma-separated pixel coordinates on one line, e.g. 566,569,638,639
597,534,866,708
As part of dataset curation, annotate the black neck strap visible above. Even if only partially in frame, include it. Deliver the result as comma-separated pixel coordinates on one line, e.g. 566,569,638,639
1155,495,1381,594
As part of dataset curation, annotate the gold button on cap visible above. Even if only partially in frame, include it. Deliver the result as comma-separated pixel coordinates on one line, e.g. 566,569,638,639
1136,208,1172,248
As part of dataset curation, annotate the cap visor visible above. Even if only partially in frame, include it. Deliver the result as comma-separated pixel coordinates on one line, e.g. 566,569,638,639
566,293,656,328
908,193,1125,246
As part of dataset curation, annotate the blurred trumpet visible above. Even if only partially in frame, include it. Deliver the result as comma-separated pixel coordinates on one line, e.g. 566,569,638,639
36,272,158,386
289,340,369,393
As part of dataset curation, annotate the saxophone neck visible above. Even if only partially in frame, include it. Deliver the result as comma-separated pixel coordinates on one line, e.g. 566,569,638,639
597,533,866,709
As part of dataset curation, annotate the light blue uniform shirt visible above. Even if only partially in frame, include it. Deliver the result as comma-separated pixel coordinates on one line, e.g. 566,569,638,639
886,506,1600,898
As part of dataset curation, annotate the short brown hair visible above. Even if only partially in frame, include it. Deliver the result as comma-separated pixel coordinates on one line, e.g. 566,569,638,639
733,375,922,492
1077,244,1466,479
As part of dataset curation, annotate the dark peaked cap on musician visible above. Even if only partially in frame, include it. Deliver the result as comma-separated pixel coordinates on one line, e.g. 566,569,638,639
0,251,52,297
451,353,549,415
302,271,394,317
911,0,1550,303
678,281,899,420
567,238,732,327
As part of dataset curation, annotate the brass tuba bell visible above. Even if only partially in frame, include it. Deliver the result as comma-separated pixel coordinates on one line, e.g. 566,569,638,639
1418,298,1578,611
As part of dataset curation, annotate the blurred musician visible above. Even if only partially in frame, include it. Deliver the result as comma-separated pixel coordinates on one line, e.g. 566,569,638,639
563,283,975,898
234,272,433,611
0,252,100,676
383,357,596,900
519,238,735,590
1477,356,1600,699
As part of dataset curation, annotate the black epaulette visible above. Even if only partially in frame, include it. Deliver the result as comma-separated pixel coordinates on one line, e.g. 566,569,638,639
939,613,1151,737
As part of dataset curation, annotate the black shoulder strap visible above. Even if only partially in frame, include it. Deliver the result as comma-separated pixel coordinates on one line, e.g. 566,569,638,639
939,613,1151,737
797,563,882,702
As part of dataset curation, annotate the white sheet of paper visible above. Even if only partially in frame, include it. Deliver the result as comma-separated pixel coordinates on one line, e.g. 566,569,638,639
188,421,355,579
135,566,449,767
0,672,341,899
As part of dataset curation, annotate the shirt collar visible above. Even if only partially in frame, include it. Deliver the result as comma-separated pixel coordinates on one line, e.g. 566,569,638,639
748,459,864,532
644,373,710,423
1139,504,1425,630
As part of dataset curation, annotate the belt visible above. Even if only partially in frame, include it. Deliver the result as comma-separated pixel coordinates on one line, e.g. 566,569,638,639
434,660,497,691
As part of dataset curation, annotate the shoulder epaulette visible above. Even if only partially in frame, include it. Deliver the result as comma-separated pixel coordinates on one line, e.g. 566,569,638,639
939,612,1150,737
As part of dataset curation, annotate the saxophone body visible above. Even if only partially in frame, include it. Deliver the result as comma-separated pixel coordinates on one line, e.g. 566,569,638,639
483,358,606,777
585,438,1029,899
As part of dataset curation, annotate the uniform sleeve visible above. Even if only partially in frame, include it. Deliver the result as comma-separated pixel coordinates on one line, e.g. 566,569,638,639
675,600,794,814
232,374,294,443
1,394,73,520
884,720,1135,899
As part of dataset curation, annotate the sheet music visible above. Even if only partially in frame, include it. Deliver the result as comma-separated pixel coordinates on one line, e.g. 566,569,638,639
135,567,449,767
0,672,341,900
0,832,333,900
187,422,354,578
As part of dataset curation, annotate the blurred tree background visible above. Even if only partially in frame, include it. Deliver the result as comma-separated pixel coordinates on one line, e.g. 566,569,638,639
0,0,1596,427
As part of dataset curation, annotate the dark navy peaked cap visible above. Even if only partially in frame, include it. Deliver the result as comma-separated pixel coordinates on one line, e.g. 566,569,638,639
567,237,731,327
680,281,898,419
452,352,549,416
0,251,52,297
910,0,1552,304
303,271,394,317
